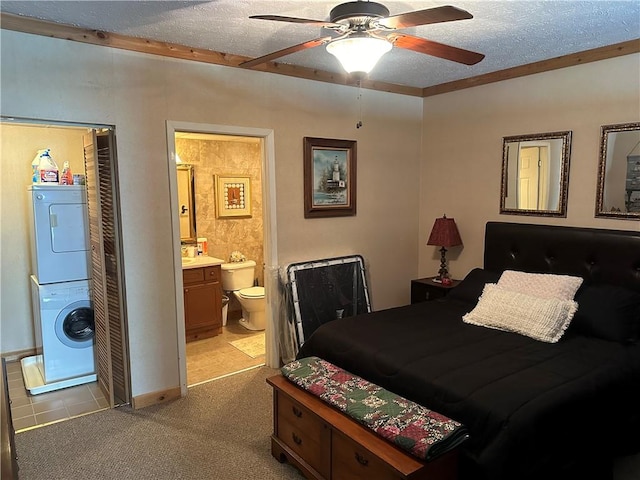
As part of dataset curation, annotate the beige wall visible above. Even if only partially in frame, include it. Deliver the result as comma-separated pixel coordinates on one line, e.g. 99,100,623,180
0,124,87,351
420,54,640,281
0,30,422,398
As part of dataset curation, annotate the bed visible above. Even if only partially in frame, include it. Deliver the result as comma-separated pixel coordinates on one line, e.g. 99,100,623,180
296,222,640,480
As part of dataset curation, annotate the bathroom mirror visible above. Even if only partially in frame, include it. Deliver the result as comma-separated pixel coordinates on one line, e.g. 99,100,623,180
500,131,572,217
176,164,197,242
596,122,640,219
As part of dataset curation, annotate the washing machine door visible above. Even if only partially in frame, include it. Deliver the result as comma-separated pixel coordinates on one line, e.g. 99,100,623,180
55,300,95,349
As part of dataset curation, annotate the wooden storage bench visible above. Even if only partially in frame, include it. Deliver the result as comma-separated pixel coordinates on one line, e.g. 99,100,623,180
267,375,458,480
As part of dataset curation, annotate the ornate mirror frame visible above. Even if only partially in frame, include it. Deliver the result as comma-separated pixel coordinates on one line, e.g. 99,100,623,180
500,131,572,218
176,164,197,242
596,122,640,220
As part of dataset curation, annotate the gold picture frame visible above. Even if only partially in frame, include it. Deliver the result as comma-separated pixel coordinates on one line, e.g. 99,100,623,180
214,175,252,218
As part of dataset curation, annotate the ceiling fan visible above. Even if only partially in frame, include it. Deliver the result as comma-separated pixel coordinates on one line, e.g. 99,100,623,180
240,1,485,74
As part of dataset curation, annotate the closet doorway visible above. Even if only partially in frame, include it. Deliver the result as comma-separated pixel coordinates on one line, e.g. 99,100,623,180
166,121,278,394
1,117,131,411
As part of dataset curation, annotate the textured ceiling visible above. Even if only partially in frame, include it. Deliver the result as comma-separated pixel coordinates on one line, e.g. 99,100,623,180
1,1,639,89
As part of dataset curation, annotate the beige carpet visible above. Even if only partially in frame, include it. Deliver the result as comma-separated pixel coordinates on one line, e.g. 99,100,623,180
14,367,304,480
230,334,265,358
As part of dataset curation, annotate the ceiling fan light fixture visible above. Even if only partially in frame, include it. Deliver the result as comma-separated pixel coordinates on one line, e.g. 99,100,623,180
326,35,392,74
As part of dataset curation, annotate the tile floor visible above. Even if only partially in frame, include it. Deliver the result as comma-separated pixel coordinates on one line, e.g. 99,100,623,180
186,316,266,386
6,315,265,432
5,360,109,432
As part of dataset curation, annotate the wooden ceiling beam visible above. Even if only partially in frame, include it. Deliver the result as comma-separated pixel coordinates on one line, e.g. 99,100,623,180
1,13,638,99
0,13,423,97
422,39,640,97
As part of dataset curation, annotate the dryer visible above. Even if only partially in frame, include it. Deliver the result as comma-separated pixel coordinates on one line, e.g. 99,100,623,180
28,185,91,284
30,276,96,384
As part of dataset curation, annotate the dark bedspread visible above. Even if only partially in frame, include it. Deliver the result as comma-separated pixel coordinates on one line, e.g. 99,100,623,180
297,298,640,480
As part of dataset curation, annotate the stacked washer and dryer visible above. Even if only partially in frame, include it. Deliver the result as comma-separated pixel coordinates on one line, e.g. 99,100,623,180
21,185,97,395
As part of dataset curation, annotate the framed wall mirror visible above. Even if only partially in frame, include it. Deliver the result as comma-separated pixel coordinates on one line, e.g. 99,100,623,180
176,164,197,242
596,122,640,220
500,131,572,217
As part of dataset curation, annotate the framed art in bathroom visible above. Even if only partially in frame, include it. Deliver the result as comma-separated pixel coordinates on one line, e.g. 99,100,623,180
214,174,252,218
303,137,357,218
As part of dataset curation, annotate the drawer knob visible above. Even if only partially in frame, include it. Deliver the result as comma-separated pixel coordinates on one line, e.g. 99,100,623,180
292,406,303,418
292,433,302,445
355,453,369,466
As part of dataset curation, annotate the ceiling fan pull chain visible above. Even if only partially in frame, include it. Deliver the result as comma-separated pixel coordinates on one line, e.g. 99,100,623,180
356,86,363,129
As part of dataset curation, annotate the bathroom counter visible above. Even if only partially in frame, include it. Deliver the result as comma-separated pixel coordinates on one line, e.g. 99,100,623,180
181,255,225,270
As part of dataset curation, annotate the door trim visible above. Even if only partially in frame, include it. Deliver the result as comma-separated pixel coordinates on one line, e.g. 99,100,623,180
165,121,278,396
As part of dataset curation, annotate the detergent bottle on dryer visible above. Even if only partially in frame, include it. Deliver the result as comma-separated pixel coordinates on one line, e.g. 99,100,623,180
38,149,59,183
60,161,73,185
31,149,50,184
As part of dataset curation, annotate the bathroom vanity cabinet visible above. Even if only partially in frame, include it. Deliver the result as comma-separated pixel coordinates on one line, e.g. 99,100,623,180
183,265,222,341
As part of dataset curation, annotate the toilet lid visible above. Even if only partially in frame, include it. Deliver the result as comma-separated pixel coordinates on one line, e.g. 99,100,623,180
239,286,264,298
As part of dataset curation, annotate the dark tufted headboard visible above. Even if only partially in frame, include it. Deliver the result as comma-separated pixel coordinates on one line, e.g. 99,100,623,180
484,222,640,292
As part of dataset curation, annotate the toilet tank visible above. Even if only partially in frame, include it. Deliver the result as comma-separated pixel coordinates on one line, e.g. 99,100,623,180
221,260,256,291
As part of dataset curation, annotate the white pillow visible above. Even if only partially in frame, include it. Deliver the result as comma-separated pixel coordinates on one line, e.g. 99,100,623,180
463,284,577,343
497,270,583,301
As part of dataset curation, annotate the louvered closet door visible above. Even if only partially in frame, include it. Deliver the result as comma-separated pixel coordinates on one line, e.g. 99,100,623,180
84,130,130,407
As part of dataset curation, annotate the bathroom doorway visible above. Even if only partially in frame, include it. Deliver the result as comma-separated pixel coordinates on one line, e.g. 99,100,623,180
166,121,278,392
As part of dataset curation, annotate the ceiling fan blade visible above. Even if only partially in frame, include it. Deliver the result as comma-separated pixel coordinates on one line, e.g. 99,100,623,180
376,5,473,29
240,37,333,69
250,15,343,29
388,33,484,65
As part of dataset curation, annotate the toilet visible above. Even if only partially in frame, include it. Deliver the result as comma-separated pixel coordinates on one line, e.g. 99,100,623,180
220,260,266,331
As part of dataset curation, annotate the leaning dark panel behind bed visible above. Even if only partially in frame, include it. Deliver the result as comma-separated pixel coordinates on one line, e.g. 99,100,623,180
297,222,640,480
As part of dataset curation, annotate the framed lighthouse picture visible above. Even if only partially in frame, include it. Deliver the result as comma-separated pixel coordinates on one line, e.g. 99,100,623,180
303,137,357,218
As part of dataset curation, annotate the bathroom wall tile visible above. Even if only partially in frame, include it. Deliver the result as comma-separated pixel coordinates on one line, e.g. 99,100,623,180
176,137,264,289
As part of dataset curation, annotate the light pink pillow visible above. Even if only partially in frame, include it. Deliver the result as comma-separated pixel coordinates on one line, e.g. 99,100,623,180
497,270,583,301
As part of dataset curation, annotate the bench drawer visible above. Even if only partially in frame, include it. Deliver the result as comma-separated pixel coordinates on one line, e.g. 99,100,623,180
277,391,325,443
332,430,400,480
277,392,330,476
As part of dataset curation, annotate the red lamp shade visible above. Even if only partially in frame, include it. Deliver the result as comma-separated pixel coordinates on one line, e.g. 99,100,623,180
427,215,462,281
427,215,462,248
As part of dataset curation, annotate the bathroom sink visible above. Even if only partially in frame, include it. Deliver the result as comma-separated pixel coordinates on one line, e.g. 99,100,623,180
182,258,196,265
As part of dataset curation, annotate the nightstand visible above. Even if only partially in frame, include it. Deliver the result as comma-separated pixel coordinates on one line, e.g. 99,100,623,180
411,277,461,303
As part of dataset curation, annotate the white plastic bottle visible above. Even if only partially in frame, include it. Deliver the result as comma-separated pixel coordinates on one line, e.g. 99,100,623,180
31,149,47,184
197,237,208,256
38,150,59,183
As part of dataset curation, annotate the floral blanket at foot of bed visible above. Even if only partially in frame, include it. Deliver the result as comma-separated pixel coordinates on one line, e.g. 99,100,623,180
281,356,469,461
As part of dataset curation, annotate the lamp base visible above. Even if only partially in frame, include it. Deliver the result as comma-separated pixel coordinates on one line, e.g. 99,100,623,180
435,246,450,282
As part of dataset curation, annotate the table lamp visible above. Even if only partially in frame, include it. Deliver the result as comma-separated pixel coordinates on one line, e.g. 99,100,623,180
427,214,462,283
